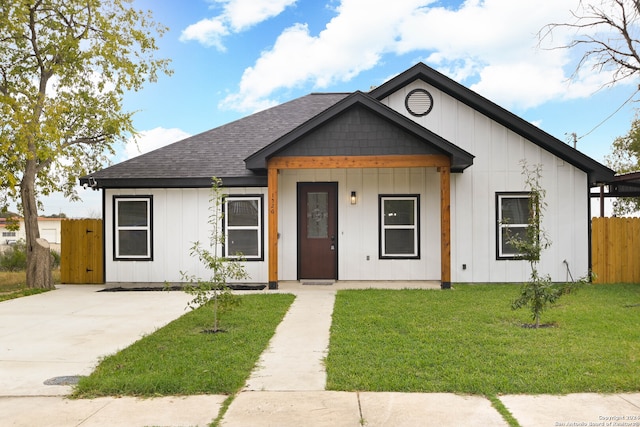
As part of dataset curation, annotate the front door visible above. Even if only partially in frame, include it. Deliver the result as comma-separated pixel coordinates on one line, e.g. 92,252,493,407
298,182,338,280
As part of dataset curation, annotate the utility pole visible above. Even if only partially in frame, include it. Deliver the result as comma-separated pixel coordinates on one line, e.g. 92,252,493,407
569,132,577,149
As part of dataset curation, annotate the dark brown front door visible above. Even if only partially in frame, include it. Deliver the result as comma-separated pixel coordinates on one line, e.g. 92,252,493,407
298,182,338,280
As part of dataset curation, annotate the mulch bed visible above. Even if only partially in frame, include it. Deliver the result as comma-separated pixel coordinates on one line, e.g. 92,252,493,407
99,284,266,292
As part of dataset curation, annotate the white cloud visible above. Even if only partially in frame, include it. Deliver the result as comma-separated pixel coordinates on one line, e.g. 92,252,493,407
224,0,298,31
125,127,191,160
221,0,428,112
180,17,229,50
222,0,625,113
180,0,297,50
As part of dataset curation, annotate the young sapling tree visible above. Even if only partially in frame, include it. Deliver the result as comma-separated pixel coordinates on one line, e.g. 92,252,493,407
176,177,248,333
507,160,573,328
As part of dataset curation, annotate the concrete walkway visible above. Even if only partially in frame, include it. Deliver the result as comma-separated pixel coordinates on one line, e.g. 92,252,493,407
1,283,639,427
244,287,335,391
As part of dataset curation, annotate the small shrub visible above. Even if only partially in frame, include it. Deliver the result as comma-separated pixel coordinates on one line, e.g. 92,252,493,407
51,250,60,269
0,241,60,271
0,241,27,271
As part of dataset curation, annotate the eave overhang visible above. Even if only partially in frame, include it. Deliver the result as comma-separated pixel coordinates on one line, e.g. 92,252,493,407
78,175,268,190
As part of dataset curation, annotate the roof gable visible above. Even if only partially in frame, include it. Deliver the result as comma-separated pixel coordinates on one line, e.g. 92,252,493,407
369,63,614,185
277,104,444,158
245,91,474,172
82,93,349,188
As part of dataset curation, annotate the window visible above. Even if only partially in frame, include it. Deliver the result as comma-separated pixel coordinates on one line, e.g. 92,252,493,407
2,231,16,237
496,192,531,259
224,195,263,260
114,196,152,260
379,195,420,258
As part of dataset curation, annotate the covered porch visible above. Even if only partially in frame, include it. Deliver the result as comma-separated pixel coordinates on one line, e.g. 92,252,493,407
266,154,453,289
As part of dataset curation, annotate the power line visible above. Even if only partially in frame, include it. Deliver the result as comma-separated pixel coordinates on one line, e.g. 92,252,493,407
578,88,639,140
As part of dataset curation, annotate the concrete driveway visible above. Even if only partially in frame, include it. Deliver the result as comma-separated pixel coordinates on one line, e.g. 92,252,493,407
0,284,193,397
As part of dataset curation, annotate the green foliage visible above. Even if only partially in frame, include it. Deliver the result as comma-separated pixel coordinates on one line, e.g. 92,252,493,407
510,269,568,326
0,0,171,287
0,240,60,271
175,177,248,332
0,0,171,203
0,241,27,271
3,216,19,232
605,115,640,215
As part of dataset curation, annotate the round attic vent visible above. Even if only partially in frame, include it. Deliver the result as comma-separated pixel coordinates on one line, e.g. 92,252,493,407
405,88,434,117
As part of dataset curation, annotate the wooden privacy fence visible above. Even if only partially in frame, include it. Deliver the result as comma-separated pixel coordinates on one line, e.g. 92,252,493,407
60,219,104,284
591,217,640,284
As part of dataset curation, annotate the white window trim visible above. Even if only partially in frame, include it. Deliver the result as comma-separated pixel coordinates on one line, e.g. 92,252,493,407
114,196,152,260
380,195,420,259
496,192,531,260
224,195,263,260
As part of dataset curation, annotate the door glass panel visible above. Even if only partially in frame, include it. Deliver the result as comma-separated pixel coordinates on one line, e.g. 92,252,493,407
307,192,328,238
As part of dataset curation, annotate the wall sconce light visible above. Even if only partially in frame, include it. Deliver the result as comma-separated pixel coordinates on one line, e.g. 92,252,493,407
350,191,357,205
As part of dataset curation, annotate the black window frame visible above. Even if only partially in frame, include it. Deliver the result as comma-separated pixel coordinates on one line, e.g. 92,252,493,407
113,195,153,261
379,194,420,259
223,194,264,261
496,192,532,260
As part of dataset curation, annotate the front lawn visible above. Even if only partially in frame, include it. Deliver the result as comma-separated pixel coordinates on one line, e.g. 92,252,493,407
73,293,295,397
326,284,640,395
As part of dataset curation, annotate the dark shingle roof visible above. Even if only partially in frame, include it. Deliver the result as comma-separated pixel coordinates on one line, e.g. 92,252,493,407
82,93,350,188
82,62,614,189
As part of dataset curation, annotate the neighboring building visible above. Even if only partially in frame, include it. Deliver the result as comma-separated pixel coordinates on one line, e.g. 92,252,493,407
81,63,615,288
0,217,62,245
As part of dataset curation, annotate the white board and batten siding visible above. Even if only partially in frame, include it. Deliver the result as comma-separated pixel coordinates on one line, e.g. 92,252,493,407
104,188,269,284
380,80,590,283
278,168,442,281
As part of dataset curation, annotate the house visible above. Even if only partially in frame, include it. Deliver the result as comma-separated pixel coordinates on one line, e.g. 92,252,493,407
0,216,62,246
81,63,615,288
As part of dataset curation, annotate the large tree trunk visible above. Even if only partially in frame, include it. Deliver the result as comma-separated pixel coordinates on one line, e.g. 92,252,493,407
21,162,54,290
28,238,53,289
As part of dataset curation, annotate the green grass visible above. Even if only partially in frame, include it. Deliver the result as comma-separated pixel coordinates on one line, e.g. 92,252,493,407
0,287,49,302
0,270,58,301
326,284,640,395
73,293,295,398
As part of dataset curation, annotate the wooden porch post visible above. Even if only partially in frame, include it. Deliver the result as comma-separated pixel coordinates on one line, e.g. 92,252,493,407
268,166,279,289
440,166,451,289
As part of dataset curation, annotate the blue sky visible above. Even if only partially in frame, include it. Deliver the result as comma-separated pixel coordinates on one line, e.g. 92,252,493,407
37,0,639,217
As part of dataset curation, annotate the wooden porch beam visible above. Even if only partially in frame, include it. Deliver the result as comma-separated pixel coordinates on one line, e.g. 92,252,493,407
267,167,278,289
268,154,450,170
440,166,451,289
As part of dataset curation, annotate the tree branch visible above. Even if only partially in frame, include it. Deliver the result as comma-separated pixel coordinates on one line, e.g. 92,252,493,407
540,0,640,86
